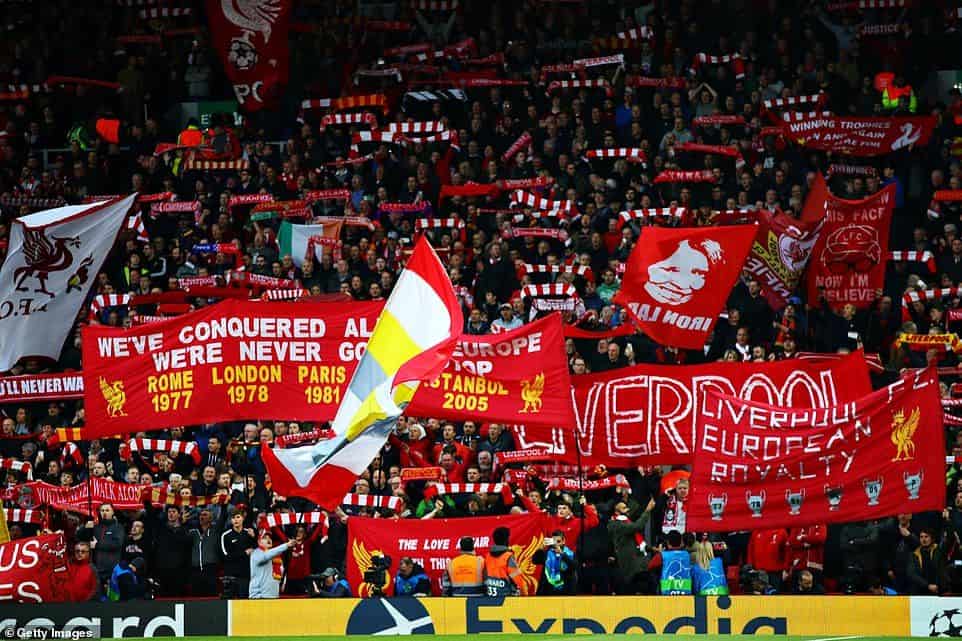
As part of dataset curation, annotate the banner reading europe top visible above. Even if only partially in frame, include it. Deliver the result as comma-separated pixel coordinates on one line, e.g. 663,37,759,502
406,314,573,428
512,351,871,467
0,195,134,372
81,299,382,437
688,369,943,532
206,0,292,111
805,174,895,310
347,513,547,597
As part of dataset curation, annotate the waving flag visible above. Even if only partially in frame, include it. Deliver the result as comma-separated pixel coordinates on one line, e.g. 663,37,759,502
0,195,135,372
262,237,463,508
277,219,343,267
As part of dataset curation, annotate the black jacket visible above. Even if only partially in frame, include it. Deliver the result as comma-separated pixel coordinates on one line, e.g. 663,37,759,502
220,527,256,578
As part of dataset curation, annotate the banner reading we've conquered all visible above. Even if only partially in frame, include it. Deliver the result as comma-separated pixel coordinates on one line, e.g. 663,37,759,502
406,314,573,428
81,299,383,437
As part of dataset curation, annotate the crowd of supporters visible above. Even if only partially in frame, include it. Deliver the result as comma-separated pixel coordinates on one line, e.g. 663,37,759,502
2,0,962,600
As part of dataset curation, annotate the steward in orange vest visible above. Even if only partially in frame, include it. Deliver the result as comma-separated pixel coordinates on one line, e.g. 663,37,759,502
442,537,484,596
483,526,524,597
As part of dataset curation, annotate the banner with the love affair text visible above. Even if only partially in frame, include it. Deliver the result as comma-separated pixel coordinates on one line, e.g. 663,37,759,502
689,369,943,531
347,513,547,597
82,299,383,437
512,351,871,467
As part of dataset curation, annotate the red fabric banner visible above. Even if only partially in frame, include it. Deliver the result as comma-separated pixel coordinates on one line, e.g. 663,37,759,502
0,534,70,603
407,314,574,428
513,351,872,467
18,479,146,515
346,513,548,596
81,299,383,437
744,207,825,311
780,113,937,156
0,373,84,402
614,225,757,349
689,369,943,531
805,174,895,310
205,0,293,111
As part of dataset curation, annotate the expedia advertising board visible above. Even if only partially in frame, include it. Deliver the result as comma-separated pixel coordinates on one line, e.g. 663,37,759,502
0,601,226,638
231,595,910,636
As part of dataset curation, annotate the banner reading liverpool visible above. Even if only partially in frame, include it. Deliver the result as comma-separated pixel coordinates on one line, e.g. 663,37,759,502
513,351,871,466
614,225,757,349
745,207,824,311
0,533,69,603
82,299,382,437
781,113,937,156
0,195,134,372
406,314,574,427
206,0,293,111
689,369,943,531
347,513,548,597
805,174,895,310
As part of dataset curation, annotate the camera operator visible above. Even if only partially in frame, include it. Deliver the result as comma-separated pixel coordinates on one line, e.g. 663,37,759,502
483,526,524,597
395,557,433,596
313,567,351,597
364,554,392,596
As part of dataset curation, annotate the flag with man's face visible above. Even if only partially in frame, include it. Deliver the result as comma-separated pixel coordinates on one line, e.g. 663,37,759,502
262,237,463,508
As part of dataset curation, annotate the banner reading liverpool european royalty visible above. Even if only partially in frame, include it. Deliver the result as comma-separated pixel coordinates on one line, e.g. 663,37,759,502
81,299,382,437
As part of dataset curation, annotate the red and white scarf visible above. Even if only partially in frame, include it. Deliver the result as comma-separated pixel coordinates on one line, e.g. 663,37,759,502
341,493,402,511
304,189,351,202
617,207,688,228
0,459,32,480
260,511,328,529
275,429,335,448
523,263,593,281
125,213,149,242
586,148,647,163
3,508,42,524
546,79,612,96
320,112,378,131
521,283,578,299
692,115,746,127
826,163,877,179
385,121,446,134
511,190,575,212
228,194,272,210
888,251,935,272
573,54,624,68
690,52,745,79
261,288,310,301
653,170,716,184
89,294,131,320
547,474,630,493
128,438,201,464
501,132,533,163
762,93,826,112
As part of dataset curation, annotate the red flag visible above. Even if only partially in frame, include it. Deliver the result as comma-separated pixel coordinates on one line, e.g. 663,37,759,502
744,207,825,311
779,113,937,156
805,174,895,310
614,225,757,349
689,369,943,532
205,0,293,111
0,533,70,602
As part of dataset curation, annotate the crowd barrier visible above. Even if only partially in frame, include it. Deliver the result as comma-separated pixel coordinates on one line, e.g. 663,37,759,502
0,596,959,637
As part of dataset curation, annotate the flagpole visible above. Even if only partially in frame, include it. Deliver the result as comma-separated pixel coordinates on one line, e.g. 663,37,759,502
575,438,585,558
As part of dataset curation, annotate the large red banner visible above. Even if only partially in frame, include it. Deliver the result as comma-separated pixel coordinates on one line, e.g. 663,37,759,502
780,113,937,156
206,0,293,111
0,533,70,602
0,373,84,402
346,513,548,597
744,207,824,311
407,314,573,428
689,369,943,531
513,351,871,467
614,225,757,349
805,174,895,310
81,299,383,438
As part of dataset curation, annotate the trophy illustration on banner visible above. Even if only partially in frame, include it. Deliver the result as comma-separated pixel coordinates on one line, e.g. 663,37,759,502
746,490,766,517
904,470,923,500
863,477,883,506
708,493,727,521
824,484,843,511
785,488,806,516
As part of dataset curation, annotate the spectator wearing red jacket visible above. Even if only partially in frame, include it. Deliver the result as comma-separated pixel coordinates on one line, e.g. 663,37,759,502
67,541,99,602
432,423,474,465
273,522,327,595
747,529,789,593
787,525,827,585
548,497,599,549
389,423,433,468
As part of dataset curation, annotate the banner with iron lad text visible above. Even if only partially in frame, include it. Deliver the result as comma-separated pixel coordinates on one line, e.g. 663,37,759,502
81,299,383,437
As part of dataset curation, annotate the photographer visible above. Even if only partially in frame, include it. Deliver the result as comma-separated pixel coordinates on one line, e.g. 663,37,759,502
483,526,525,597
314,567,351,598
542,530,577,595
394,557,433,596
